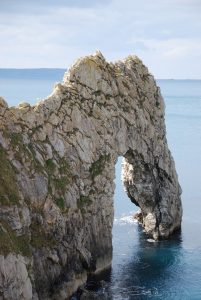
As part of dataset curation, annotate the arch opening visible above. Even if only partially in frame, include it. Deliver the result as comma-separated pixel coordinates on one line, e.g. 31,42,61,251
114,156,137,219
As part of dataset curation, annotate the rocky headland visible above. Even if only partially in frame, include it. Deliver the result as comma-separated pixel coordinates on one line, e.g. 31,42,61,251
0,51,182,299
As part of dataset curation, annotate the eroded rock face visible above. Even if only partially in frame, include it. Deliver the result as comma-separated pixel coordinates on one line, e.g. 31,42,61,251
0,52,182,299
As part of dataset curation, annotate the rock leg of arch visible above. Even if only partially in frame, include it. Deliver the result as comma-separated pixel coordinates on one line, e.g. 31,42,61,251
122,149,182,239
0,51,182,299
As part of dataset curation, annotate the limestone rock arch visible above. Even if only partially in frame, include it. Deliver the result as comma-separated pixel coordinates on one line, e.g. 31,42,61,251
0,52,182,299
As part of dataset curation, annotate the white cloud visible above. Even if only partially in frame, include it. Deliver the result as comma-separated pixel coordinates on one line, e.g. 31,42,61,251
0,0,200,78
133,38,201,59
129,38,201,79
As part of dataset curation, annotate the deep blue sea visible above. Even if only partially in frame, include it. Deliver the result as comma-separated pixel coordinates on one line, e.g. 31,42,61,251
1,70,201,299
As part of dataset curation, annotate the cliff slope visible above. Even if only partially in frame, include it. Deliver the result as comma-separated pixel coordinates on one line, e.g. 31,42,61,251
0,52,182,299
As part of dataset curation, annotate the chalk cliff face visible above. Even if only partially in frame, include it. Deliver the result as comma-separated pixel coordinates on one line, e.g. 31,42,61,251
0,52,182,299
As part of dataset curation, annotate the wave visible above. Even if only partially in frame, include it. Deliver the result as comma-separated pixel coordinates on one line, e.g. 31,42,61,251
114,212,138,225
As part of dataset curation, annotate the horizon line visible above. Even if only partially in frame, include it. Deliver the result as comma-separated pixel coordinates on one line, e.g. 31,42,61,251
0,68,200,81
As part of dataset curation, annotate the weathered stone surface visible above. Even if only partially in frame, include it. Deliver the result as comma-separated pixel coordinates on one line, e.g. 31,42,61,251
0,254,32,300
0,51,182,299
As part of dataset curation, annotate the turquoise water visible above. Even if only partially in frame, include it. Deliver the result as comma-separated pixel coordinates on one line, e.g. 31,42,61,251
0,69,64,106
0,71,201,299
112,79,201,300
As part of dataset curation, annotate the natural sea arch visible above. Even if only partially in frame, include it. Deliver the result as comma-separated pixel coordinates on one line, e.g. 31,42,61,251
0,52,182,299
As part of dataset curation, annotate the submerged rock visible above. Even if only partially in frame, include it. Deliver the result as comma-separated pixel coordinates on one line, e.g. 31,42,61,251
0,51,182,299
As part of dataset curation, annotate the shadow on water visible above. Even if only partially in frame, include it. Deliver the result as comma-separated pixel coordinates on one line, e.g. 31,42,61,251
71,156,188,299
109,226,184,299
72,224,184,300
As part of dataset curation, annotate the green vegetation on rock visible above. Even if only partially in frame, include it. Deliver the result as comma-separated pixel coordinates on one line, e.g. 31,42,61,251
27,143,44,172
45,159,56,172
4,131,44,173
9,132,31,164
0,145,20,205
54,177,69,192
0,220,30,256
46,156,71,197
10,132,23,145
58,157,70,174
30,221,56,249
89,154,110,179
55,197,65,211
77,195,92,212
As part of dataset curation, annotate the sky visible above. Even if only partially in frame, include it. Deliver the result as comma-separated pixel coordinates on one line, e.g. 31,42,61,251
0,0,201,78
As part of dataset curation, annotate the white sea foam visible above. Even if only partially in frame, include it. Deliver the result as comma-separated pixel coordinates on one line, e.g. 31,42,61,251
147,238,156,243
114,212,138,225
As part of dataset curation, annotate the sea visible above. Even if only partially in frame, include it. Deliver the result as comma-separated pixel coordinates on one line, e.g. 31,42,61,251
0,69,201,300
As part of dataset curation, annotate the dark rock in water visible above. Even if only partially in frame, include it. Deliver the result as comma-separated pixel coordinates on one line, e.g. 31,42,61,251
75,280,109,300
0,51,182,299
134,210,143,223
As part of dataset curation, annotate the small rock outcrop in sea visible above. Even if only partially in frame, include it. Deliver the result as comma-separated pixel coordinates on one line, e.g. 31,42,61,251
0,52,182,299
